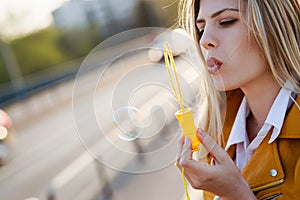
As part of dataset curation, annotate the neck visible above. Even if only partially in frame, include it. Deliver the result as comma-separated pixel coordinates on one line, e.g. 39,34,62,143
241,76,281,124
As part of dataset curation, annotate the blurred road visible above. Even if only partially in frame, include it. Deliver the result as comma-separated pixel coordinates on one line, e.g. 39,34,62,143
0,37,202,200
0,76,91,200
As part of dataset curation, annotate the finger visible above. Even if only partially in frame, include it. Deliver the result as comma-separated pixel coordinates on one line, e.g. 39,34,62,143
177,136,185,158
196,129,229,164
176,136,184,167
178,137,193,168
182,158,212,184
182,137,192,159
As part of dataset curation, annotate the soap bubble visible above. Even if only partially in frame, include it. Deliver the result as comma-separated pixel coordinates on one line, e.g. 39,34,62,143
113,106,144,141
72,27,225,173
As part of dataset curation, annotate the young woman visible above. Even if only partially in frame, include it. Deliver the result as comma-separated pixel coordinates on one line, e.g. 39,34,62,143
176,0,300,199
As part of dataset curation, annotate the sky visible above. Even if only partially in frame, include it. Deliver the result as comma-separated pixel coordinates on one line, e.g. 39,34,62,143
0,0,67,39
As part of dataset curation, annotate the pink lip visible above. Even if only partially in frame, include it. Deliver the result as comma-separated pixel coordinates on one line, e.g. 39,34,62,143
206,57,223,74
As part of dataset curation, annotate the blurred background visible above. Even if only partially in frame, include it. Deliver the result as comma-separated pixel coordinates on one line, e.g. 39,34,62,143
0,0,204,200
0,0,178,105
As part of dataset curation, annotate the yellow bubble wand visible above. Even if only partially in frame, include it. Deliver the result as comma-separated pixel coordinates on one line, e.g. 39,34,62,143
163,42,201,200
163,42,200,151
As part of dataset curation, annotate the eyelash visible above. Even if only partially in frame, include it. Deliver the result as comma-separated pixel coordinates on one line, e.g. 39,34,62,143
197,19,238,39
219,19,238,27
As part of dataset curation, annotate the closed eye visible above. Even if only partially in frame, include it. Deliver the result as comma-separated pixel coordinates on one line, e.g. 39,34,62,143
219,19,238,27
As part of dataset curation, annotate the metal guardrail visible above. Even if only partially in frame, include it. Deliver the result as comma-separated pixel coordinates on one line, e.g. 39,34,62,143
0,33,151,108
0,59,81,107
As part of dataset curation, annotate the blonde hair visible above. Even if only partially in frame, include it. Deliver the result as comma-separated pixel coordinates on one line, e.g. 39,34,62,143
178,0,300,144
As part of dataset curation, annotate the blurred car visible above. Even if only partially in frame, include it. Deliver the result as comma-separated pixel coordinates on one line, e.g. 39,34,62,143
0,109,13,165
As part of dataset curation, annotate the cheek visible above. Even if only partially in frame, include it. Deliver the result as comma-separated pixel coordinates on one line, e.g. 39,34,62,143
227,37,264,75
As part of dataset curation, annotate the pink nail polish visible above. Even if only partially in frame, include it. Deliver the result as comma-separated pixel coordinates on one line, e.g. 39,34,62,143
198,128,205,138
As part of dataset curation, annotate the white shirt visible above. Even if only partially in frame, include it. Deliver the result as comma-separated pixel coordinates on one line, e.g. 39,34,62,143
225,81,294,170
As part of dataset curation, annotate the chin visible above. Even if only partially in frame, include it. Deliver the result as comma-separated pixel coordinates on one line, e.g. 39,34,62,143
212,77,238,92
212,75,226,91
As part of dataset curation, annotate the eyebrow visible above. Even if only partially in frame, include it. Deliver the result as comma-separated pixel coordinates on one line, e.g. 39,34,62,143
196,8,239,24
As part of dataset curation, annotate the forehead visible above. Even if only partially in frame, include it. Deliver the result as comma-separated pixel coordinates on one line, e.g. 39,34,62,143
198,0,240,17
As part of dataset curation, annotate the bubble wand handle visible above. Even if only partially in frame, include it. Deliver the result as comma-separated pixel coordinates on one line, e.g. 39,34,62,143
175,108,200,151
163,42,200,151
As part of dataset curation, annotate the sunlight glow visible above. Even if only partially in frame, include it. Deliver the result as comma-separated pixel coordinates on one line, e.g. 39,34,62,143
0,0,66,39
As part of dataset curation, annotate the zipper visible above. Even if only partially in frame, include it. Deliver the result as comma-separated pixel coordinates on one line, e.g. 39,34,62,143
262,193,282,200
252,179,284,193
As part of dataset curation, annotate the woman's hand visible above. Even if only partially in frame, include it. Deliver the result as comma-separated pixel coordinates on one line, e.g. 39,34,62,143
176,129,256,200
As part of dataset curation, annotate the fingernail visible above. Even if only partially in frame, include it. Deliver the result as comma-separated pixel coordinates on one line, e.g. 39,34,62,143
185,136,191,144
197,128,205,139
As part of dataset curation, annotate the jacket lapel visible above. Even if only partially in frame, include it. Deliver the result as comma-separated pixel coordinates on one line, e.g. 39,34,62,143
241,132,284,192
279,95,300,139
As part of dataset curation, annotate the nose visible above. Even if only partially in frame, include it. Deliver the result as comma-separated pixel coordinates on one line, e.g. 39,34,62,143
199,27,218,50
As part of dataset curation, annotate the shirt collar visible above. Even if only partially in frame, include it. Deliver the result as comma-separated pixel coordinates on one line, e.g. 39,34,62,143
266,81,293,143
225,81,293,150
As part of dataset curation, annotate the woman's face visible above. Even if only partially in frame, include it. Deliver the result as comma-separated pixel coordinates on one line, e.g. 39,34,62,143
196,0,269,91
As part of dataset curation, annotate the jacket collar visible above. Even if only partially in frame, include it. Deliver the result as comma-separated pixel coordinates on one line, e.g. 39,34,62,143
223,90,300,191
278,94,300,138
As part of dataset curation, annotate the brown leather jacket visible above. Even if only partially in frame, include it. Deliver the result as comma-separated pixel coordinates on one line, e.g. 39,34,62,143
204,90,300,200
